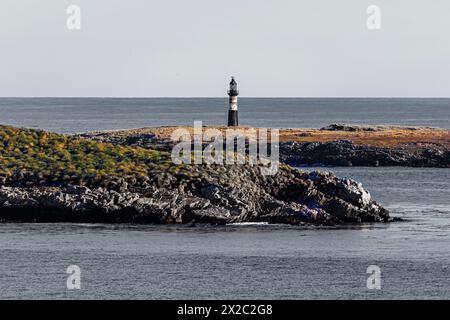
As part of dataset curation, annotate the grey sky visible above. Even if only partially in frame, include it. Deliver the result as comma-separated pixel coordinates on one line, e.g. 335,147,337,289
0,0,449,97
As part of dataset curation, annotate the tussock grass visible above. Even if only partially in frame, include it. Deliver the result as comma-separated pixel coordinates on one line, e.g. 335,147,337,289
0,125,172,184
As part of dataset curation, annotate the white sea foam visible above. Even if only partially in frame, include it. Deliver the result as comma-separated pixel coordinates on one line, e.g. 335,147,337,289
227,222,270,226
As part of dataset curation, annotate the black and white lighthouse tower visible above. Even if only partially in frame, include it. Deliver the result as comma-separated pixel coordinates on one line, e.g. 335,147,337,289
227,77,239,126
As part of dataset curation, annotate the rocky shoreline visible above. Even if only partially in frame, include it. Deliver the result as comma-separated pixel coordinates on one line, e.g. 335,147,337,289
0,124,395,225
280,140,449,167
0,166,391,225
282,124,449,167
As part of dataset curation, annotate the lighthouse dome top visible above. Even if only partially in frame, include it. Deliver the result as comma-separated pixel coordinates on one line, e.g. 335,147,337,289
228,77,239,96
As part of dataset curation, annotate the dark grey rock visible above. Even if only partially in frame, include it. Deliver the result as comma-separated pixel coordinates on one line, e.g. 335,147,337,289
0,165,392,226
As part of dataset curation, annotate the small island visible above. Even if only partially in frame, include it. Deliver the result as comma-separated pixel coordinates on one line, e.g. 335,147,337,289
1,123,448,225
0,126,404,225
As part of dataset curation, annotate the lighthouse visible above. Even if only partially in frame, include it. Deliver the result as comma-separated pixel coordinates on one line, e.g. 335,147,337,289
227,77,239,126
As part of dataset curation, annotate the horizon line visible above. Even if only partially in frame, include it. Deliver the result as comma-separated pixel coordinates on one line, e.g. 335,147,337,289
1,96,450,99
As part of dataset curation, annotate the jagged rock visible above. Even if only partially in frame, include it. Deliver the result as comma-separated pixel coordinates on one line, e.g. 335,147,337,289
336,178,371,207
191,207,231,224
280,140,450,167
321,124,428,132
0,165,391,226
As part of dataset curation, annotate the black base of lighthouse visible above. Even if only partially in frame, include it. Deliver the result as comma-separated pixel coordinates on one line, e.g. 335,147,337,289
228,110,238,127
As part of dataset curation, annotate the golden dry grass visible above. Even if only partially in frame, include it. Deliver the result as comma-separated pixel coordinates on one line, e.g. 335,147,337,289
278,128,450,147
91,126,450,148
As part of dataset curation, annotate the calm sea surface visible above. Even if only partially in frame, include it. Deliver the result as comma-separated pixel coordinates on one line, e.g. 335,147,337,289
0,98,449,299
0,98,449,132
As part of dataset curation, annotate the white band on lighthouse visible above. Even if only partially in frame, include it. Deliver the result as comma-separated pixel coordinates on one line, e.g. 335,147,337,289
229,96,238,111
227,76,239,126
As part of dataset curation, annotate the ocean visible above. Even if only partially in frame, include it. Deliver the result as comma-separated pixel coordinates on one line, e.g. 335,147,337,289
0,98,449,299
1,97,450,133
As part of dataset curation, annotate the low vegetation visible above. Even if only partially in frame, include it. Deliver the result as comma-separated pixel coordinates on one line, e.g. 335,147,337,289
0,125,172,186
88,125,450,148
279,127,450,147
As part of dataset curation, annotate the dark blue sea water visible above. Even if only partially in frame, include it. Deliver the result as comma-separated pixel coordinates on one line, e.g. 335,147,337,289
0,97,449,133
0,98,449,299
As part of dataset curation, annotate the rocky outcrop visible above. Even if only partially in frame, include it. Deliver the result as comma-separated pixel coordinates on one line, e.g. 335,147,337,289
0,165,391,225
280,140,450,167
320,124,433,132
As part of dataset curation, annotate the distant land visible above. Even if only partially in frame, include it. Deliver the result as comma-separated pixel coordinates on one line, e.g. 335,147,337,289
80,124,450,168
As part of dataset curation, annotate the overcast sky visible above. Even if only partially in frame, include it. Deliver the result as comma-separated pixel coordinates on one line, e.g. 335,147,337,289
0,0,449,97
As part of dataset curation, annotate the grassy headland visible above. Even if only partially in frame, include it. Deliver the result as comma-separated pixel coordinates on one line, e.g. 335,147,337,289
0,125,173,187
